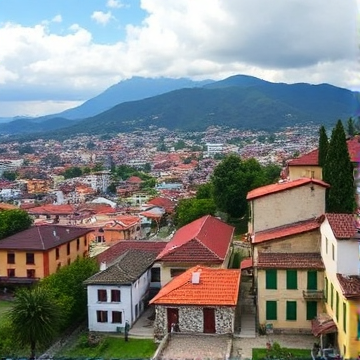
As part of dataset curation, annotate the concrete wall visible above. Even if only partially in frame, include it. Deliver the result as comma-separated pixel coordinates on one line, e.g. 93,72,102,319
288,165,322,181
251,183,326,233
153,305,235,341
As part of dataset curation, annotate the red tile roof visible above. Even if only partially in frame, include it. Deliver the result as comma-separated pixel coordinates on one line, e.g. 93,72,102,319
96,240,167,266
246,178,329,201
253,218,321,244
0,225,92,251
127,176,143,183
288,136,360,166
336,273,360,298
149,265,240,306
240,257,253,270
156,215,234,263
256,252,324,269
147,197,176,213
325,213,357,239
27,204,75,215
311,313,337,337
287,149,319,166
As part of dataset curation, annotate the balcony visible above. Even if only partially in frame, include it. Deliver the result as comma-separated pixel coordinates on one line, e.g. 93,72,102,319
303,290,324,300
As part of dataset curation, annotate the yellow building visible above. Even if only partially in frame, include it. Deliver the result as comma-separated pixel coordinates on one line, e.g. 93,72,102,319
0,225,93,286
320,213,360,358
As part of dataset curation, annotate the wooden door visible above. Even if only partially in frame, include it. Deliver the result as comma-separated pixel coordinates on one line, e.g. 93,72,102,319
203,308,216,333
167,308,179,332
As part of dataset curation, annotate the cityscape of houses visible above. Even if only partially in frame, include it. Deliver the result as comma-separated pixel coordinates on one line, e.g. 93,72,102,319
0,123,359,358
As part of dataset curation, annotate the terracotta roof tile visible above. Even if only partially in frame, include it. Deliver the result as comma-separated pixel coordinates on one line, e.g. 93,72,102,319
253,218,321,244
156,215,234,263
325,213,357,239
27,204,75,215
147,197,176,213
96,240,166,266
149,265,240,306
337,273,360,298
247,178,329,201
240,257,253,270
257,252,324,269
0,225,92,251
84,249,157,285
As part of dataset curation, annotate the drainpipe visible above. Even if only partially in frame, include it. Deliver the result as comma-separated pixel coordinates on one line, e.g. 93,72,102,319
130,284,133,325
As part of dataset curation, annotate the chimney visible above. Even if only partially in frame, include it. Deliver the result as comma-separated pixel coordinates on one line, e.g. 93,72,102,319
191,271,200,284
53,230,57,237
100,261,107,271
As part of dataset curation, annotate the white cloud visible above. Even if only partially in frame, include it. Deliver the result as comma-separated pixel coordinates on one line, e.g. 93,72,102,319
106,0,124,9
52,14,62,23
0,0,359,117
91,11,113,25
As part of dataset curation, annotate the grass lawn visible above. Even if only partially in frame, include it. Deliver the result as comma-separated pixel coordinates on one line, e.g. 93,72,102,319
0,300,13,326
55,333,157,359
252,348,311,360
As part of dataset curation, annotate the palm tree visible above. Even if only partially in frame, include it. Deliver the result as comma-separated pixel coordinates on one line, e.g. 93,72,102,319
7,286,62,359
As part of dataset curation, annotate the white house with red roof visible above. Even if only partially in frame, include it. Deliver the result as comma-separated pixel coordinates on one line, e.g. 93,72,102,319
247,178,329,334
149,265,240,340
155,215,234,286
319,213,360,358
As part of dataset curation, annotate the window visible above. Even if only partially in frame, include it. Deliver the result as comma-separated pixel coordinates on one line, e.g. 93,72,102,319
84,237,87,247
343,302,347,333
336,292,339,320
170,268,186,278
307,271,317,290
266,301,277,320
26,253,35,265
7,269,15,277
265,269,277,289
151,268,161,282
67,243,70,255
27,269,35,278
286,301,297,321
112,311,122,323
96,310,108,323
135,304,138,318
7,253,15,264
67,258,71,265
76,238,80,251
324,277,328,302
96,235,105,243
55,247,60,260
332,244,335,261
306,301,317,320
286,270,297,290
98,289,107,302
111,289,121,302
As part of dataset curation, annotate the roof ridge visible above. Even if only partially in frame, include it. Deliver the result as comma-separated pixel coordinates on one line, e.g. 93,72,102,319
37,226,45,250
193,237,223,260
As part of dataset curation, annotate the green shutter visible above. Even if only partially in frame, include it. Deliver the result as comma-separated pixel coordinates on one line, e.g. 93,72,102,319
343,302,347,333
306,301,317,320
330,283,334,308
324,277,328,302
286,301,297,321
286,270,297,289
336,292,339,320
307,271,317,290
266,269,277,289
266,301,277,320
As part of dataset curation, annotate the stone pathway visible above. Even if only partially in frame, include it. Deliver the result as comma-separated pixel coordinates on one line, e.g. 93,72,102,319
159,333,231,360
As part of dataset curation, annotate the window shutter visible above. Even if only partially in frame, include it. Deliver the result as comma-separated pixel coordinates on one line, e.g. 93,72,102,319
343,302,347,333
306,301,317,320
307,271,317,290
266,301,277,320
286,301,297,320
286,270,297,289
266,269,277,289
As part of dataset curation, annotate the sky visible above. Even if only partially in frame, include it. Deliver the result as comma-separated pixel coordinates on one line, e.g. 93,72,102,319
0,0,359,118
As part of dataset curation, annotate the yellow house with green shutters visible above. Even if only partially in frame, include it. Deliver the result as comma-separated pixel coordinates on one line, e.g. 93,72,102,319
320,213,360,359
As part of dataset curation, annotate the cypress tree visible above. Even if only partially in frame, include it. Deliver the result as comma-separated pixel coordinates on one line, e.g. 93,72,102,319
323,120,355,213
318,125,328,168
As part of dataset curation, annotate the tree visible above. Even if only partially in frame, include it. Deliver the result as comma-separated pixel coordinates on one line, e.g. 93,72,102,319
323,120,355,213
0,209,33,239
174,198,216,228
2,171,17,181
63,166,83,179
196,183,213,199
7,286,63,359
318,125,328,167
211,155,270,218
346,117,356,137
42,153,62,167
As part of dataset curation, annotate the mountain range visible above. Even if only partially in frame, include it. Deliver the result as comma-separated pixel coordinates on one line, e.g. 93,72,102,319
1,75,359,140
